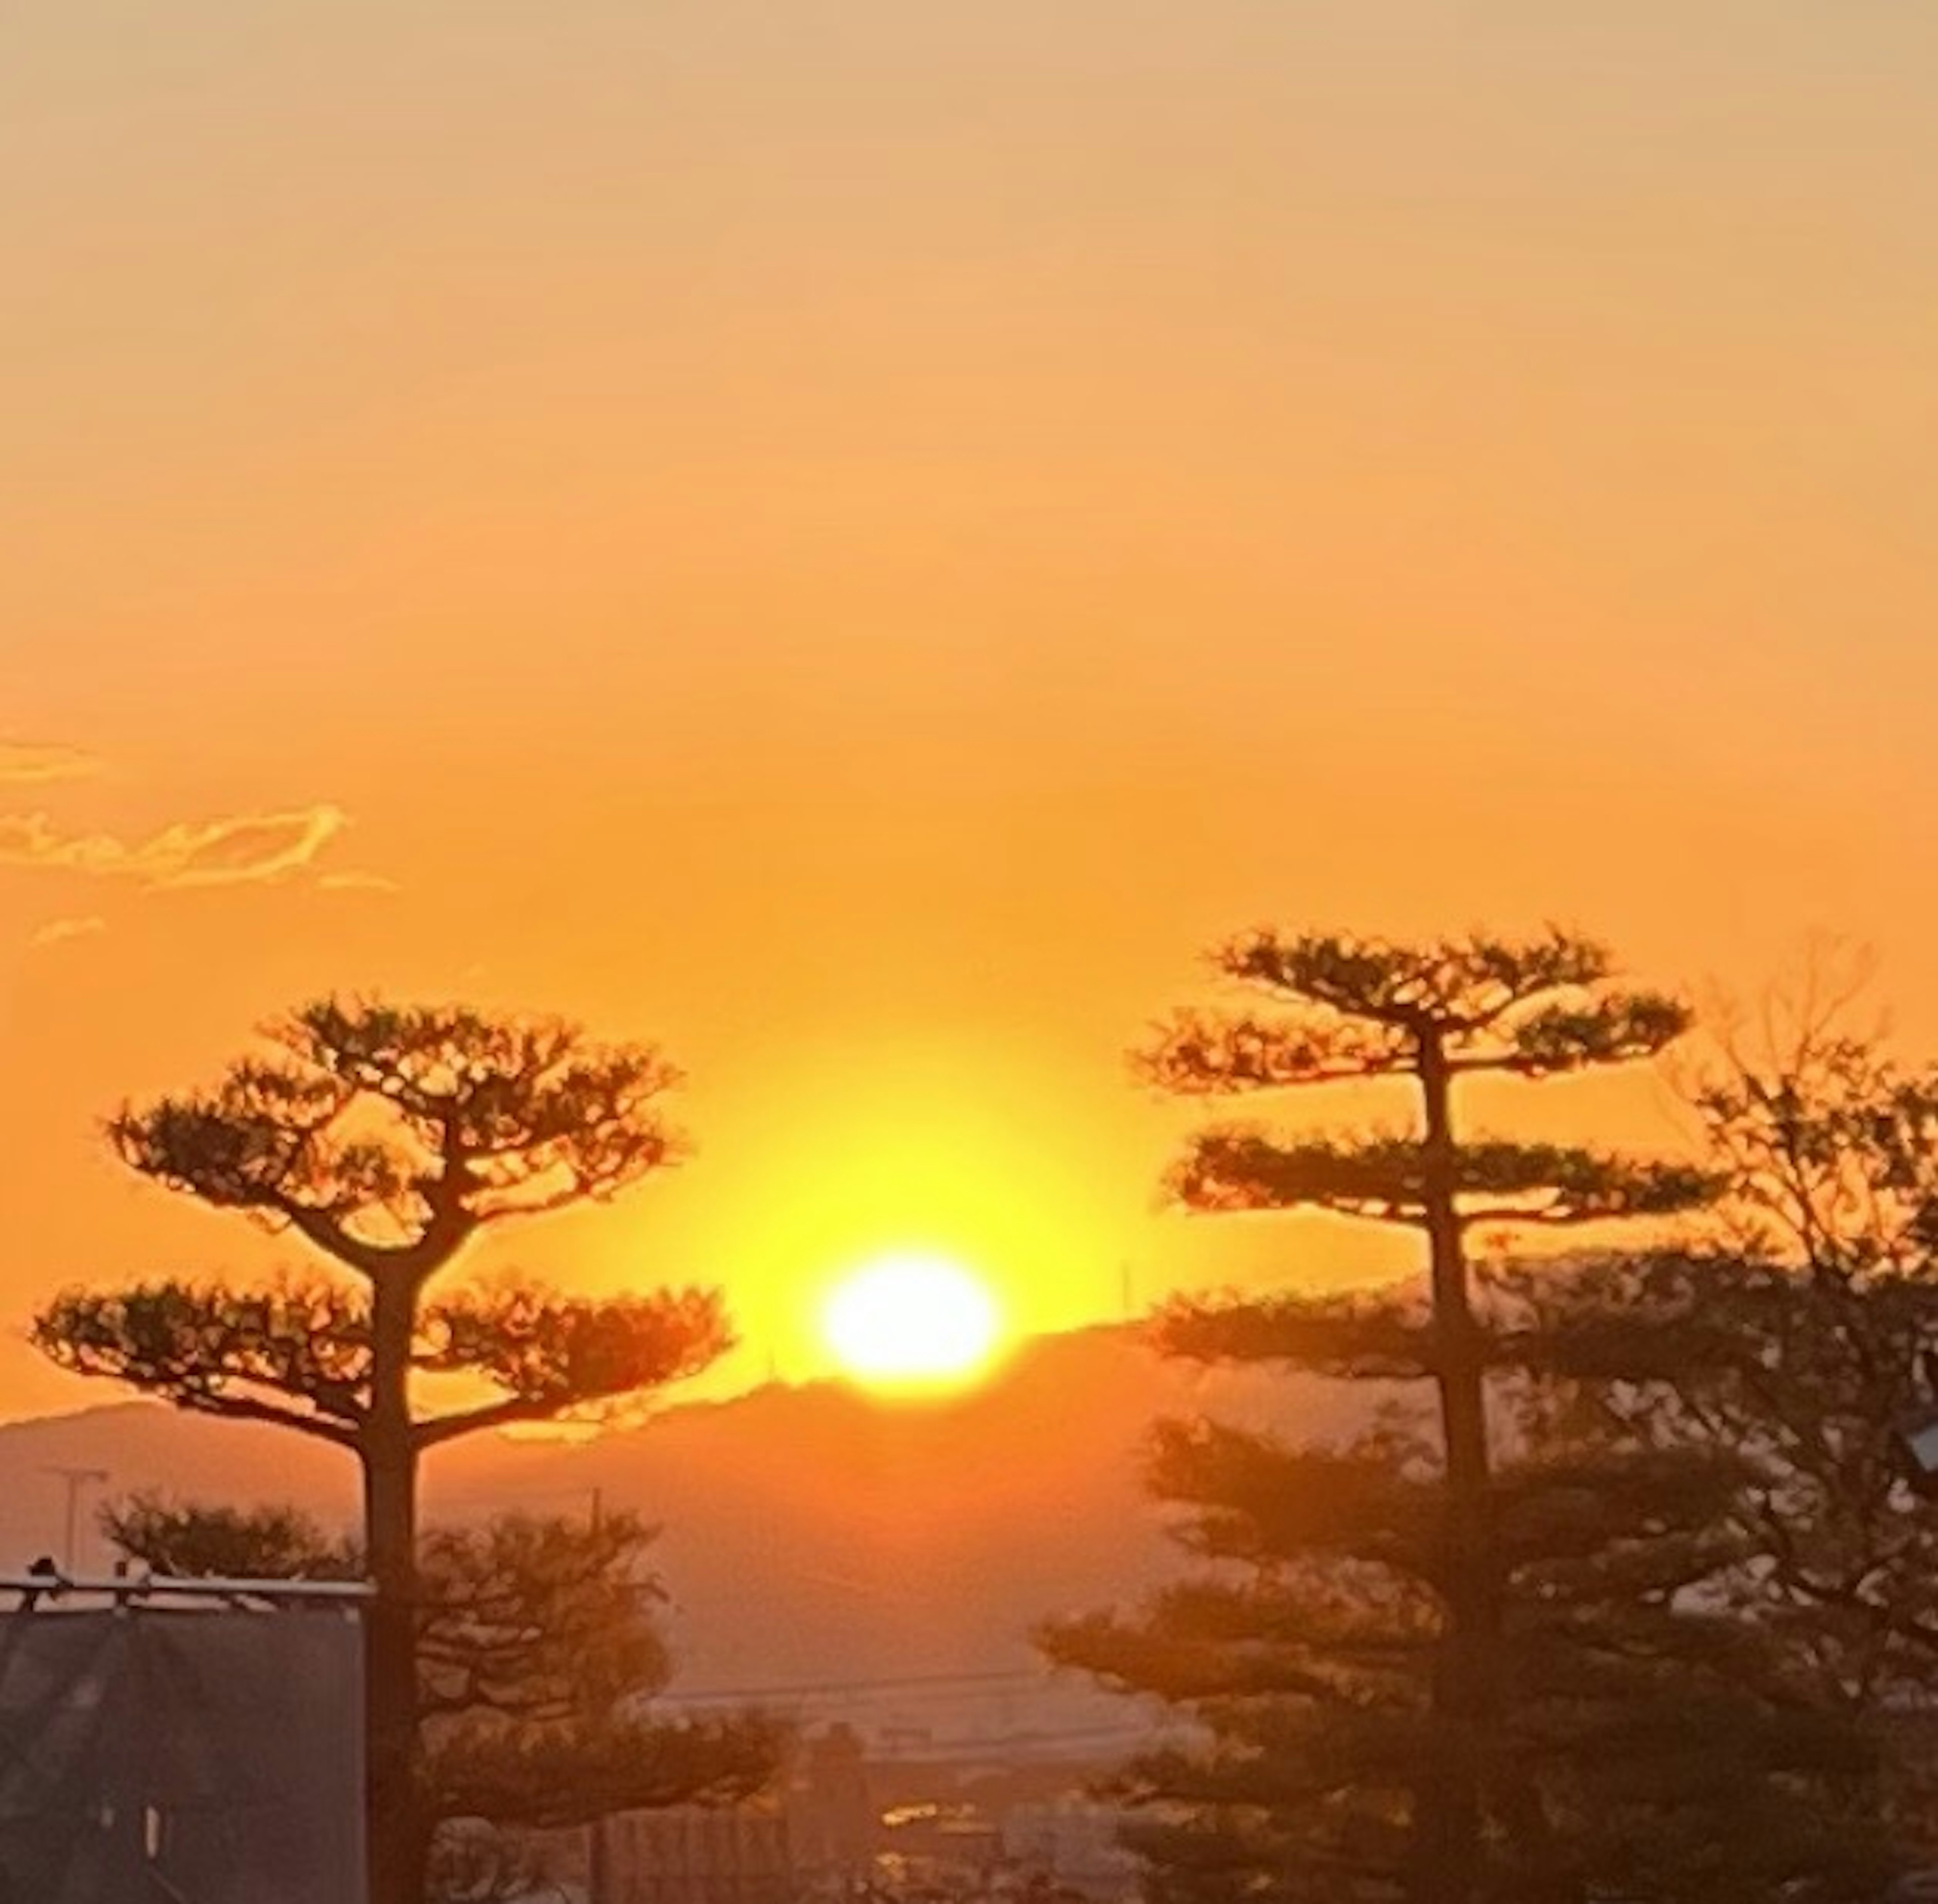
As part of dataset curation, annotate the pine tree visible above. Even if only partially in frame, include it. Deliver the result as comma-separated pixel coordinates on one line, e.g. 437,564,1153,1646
1042,930,1873,1903
32,999,729,1904
101,1496,783,1896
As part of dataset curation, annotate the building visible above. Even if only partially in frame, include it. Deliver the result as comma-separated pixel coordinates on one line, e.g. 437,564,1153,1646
596,1804,794,1904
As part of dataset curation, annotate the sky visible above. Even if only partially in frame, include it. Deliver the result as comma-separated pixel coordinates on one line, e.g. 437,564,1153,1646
2,1,1935,1420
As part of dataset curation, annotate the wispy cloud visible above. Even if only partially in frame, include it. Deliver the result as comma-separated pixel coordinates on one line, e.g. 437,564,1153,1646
0,738,375,902
0,742,102,785
0,804,348,889
29,914,106,948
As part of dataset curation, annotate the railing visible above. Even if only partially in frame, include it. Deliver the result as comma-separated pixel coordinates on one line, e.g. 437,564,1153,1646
0,1567,374,1608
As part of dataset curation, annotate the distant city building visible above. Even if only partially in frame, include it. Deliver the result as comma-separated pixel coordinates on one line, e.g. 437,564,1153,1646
574,1724,882,1904
793,1723,874,1877
597,1805,793,1904
557,1724,1144,1904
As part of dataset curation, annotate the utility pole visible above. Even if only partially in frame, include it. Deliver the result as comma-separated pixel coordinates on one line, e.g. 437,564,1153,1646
588,1814,611,1904
43,1466,109,1572
588,1479,608,1904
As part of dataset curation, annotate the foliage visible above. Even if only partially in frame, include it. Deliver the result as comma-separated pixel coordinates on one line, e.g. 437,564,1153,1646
1690,962,1938,1276
1168,1131,1715,1226
105,1499,784,1887
34,1277,728,1447
32,996,729,1904
102,1493,355,1580
33,997,721,1450
1523,977,1938,1866
1048,929,1873,1904
1050,1284,1885,1903
106,1000,684,1247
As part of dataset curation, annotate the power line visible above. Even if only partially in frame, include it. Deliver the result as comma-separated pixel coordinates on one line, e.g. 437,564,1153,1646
660,1666,1051,1706
870,1722,1161,1761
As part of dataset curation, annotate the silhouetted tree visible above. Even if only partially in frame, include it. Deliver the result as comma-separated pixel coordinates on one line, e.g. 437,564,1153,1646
1049,1399,1875,1902
1531,977,1938,1867
103,1496,784,1896
102,1493,353,1581
1042,931,1874,1903
32,1000,729,1904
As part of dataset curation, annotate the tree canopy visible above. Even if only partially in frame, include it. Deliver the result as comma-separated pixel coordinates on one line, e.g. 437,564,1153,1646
1046,929,1877,1903
34,996,731,1904
104,1496,784,1889
1526,980,1938,1868
34,1276,728,1449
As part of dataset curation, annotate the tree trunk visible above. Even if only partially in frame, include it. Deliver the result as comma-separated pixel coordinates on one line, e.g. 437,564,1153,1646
364,1275,422,1904
1413,1031,1496,1904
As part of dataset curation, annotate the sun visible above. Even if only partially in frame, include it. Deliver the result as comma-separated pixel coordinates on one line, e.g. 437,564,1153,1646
820,1250,1002,1390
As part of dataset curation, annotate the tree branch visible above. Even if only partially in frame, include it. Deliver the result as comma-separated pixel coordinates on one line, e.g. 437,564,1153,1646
414,1395,565,1451
175,1389,359,1448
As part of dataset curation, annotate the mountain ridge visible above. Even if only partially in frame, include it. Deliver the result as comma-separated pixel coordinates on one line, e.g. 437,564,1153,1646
0,1325,1377,1727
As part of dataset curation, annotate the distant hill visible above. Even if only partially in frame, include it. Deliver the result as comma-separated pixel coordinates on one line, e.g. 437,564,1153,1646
0,1327,1382,1746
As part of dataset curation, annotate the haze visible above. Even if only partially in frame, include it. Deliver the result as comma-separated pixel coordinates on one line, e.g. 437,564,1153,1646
3,1,1935,1419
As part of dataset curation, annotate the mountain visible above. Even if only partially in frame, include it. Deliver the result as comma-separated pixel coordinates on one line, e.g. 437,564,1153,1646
0,1328,1379,1749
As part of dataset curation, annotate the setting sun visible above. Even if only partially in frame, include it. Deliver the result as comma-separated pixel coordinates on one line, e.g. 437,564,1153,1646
821,1252,1002,1390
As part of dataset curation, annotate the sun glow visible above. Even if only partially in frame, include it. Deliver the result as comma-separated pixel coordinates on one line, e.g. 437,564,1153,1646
821,1251,1003,1390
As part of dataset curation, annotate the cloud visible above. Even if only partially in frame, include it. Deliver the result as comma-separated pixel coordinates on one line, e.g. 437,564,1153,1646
0,737,374,901
148,806,349,889
29,915,106,948
0,742,102,785
0,804,348,889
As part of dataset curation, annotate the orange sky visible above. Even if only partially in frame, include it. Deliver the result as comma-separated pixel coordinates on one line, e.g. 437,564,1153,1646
3,2,1935,1420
